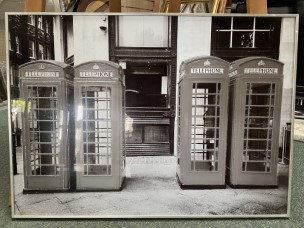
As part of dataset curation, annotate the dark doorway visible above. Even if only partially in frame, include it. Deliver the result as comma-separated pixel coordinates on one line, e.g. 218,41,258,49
124,62,171,156
108,16,178,156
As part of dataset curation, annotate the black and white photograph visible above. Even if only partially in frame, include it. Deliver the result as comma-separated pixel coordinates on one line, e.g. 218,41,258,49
7,13,298,218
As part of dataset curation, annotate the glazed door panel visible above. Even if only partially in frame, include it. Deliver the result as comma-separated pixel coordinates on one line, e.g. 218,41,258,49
235,78,282,185
23,83,66,190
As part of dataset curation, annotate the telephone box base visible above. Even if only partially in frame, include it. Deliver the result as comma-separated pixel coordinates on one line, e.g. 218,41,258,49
228,184,278,189
176,174,226,190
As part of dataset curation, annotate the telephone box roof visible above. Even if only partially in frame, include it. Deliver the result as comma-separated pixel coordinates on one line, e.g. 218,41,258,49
19,60,74,80
179,56,230,82
229,57,284,73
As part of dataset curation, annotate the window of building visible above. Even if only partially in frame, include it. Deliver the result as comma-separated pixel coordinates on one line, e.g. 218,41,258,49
38,44,44,60
28,15,35,25
117,16,170,47
8,32,12,51
29,40,35,59
63,16,74,64
38,16,43,30
15,36,20,54
10,65,14,86
45,20,50,34
46,46,51,59
211,17,281,61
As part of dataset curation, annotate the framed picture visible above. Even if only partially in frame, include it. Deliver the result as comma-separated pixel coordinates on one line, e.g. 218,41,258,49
6,12,298,218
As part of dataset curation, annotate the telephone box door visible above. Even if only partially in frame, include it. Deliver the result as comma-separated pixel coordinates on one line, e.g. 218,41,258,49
74,61,125,190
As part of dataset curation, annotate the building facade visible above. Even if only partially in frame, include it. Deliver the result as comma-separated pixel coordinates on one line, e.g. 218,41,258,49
8,15,55,98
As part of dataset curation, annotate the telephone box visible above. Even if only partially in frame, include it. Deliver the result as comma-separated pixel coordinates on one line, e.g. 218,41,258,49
177,56,229,188
74,61,125,190
19,61,74,191
227,57,283,187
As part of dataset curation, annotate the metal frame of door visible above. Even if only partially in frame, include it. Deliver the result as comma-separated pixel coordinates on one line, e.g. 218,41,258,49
229,77,283,186
74,72,125,190
227,57,284,187
21,79,71,191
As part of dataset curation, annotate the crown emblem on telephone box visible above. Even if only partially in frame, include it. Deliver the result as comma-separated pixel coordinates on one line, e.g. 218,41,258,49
93,64,100,70
258,60,265,66
204,60,211,66
39,64,45,70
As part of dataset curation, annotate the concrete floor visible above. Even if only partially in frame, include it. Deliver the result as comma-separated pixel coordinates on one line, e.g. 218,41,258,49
13,149,289,217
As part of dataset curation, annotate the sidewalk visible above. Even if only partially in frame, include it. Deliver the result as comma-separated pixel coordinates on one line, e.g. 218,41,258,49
13,150,289,217
0,100,7,110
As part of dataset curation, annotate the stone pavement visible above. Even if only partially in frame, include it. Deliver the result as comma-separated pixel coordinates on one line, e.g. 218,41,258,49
294,118,304,141
13,151,289,217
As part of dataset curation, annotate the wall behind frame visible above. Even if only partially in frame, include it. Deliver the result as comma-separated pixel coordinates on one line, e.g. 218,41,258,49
0,20,5,61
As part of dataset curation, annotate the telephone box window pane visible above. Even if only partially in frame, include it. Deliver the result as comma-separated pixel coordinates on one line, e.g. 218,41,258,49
244,139,272,161
191,152,218,161
243,162,269,172
192,117,220,127
83,121,112,131
191,161,218,172
246,95,275,106
246,140,268,150
244,151,268,161
27,86,59,176
193,95,219,105
250,83,272,94
82,86,112,176
83,133,109,143
192,140,218,150
84,164,111,175
244,129,270,139
84,145,108,155
30,132,58,143
195,82,218,92
29,110,57,121
245,117,273,128
85,110,111,120
84,155,111,165
245,107,274,117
